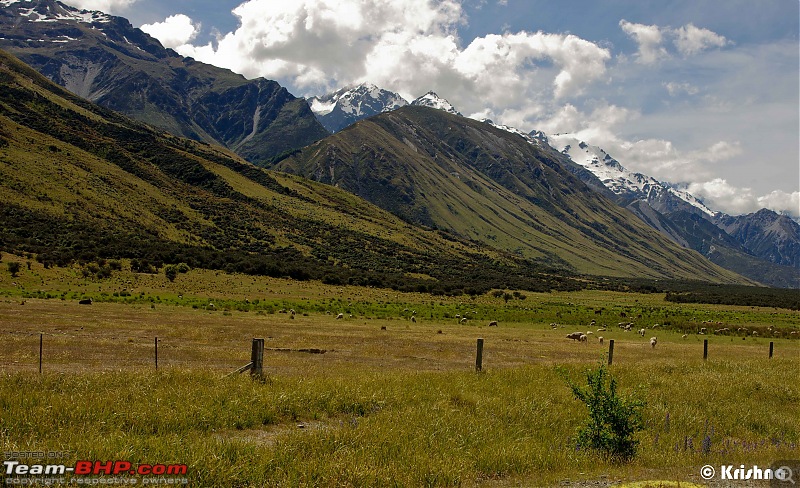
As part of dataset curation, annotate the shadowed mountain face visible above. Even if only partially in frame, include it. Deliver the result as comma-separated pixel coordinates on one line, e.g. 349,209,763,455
273,106,747,283
0,0,329,165
3,47,566,294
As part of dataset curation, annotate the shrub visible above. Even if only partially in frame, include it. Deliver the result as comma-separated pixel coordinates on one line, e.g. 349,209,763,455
164,265,178,282
7,261,21,277
561,362,645,461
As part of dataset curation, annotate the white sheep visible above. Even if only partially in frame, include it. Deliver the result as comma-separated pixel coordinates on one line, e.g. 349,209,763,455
411,316,416,323
681,334,688,339
598,336,604,344
638,328,646,336
336,313,344,320
460,317,468,324
488,321,498,327
566,332,583,341
579,334,588,342
650,337,657,349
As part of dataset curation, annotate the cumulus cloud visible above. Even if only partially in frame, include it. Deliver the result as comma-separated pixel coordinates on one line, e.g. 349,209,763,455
161,0,610,114
620,19,728,64
619,20,667,64
687,179,799,218
674,23,729,56
60,0,137,14
140,14,200,49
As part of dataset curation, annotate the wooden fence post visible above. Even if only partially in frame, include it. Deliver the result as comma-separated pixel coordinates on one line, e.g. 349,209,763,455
475,338,484,372
769,341,774,359
703,339,708,361
608,339,614,365
154,337,158,371
39,333,42,374
251,338,264,378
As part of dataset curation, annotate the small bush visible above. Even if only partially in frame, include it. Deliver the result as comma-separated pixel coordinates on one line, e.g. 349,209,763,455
561,362,645,461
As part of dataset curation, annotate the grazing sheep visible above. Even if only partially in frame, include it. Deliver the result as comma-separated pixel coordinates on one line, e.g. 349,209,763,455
411,316,417,323
290,309,296,316
488,321,498,327
579,334,588,342
599,336,604,344
700,327,707,335
336,313,344,320
752,331,758,337
586,331,593,336
460,317,468,324
650,337,657,348
566,332,583,341
638,328,646,337
455,314,461,319
79,298,93,305
682,334,688,339
596,328,606,332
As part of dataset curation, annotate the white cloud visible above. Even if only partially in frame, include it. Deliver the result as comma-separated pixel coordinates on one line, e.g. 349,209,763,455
140,14,199,49
161,0,609,113
687,179,799,218
60,0,137,14
664,81,699,96
674,23,729,56
619,20,667,64
619,20,728,64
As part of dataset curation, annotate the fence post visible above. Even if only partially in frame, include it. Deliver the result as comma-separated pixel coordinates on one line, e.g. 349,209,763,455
769,341,774,359
703,339,708,361
608,339,614,365
251,338,264,378
154,337,158,371
475,338,484,372
39,333,43,374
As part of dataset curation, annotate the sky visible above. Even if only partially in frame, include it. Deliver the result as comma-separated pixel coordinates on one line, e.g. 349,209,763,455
62,0,799,218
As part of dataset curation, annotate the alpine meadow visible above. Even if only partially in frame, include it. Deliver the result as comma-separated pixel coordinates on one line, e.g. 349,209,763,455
0,1,799,487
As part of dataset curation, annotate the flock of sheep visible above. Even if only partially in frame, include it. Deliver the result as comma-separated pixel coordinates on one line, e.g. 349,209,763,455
562,319,659,348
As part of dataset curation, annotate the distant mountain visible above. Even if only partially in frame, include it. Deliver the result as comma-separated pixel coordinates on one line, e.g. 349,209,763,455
716,209,800,269
2,46,591,294
410,92,462,115
543,133,799,287
548,134,716,217
0,0,328,165
307,83,407,133
272,105,748,284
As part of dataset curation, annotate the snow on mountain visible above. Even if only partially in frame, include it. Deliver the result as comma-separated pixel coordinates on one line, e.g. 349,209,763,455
308,83,408,132
547,134,717,217
3,0,111,23
481,119,548,148
410,91,461,116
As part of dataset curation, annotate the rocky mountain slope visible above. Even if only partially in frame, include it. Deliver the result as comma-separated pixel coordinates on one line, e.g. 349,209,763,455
0,0,328,165
308,83,408,133
545,134,799,287
272,105,747,283
3,47,585,294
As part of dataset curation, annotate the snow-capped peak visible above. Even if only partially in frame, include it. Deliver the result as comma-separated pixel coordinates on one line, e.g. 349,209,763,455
480,120,547,147
307,83,408,132
547,134,717,217
411,91,461,116
6,0,112,23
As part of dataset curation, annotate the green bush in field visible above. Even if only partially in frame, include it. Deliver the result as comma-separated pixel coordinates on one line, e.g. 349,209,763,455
562,362,645,461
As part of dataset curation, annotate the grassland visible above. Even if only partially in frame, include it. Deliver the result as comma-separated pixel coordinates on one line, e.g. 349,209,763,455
1,256,798,487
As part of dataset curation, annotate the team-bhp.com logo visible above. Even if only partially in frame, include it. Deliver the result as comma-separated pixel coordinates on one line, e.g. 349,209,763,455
5,460,187,476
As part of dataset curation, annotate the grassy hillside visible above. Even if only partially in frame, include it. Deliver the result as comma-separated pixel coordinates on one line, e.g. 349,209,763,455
0,48,600,295
0,1,329,164
277,107,748,283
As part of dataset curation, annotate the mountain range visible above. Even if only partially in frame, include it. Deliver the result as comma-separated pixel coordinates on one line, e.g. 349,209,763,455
299,82,799,288
0,1,795,288
0,0,328,165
